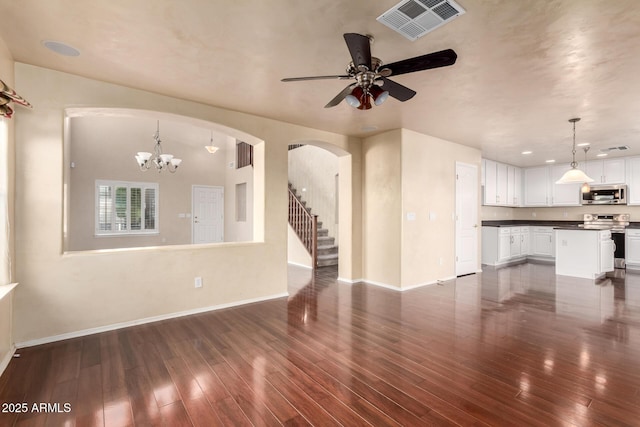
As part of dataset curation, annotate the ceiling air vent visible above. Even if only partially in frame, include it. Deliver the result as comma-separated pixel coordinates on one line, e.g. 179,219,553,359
377,0,466,41
600,145,630,152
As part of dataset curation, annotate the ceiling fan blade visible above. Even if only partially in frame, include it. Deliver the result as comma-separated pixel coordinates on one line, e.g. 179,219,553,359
379,77,416,102
324,84,356,108
281,75,351,82
344,33,372,71
382,49,457,77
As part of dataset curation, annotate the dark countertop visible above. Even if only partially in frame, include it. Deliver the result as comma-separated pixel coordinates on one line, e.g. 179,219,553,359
481,220,582,227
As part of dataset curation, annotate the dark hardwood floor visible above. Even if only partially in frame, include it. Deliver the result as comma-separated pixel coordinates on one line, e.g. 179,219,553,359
2,262,640,426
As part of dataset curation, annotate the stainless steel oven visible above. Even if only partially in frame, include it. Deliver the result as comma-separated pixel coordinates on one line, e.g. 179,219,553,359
582,213,629,268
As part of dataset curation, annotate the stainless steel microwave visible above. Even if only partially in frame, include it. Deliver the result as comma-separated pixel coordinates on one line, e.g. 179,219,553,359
581,184,627,205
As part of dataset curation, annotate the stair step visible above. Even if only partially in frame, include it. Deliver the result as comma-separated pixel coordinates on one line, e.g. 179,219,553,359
317,245,338,256
317,236,334,245
318,228,329,237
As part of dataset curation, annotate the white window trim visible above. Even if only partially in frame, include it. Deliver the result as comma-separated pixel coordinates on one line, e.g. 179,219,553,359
95,180,159,236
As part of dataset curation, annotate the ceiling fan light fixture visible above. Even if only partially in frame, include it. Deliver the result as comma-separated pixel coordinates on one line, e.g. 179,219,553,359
357,93,372,110
370,85,389,106
346,86,364,108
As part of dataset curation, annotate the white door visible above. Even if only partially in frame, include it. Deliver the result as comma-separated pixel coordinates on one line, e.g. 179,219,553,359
192,186,224,244
456,162,479,276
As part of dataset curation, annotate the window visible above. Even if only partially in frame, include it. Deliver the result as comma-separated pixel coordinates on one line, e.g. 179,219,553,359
95,180,159,235
236,141,253,168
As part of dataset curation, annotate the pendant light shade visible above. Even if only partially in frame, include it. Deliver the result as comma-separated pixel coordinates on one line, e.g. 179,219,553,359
557,167,594,184
555,118,595,184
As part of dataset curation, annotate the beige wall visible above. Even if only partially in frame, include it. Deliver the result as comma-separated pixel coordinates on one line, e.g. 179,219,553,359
287,225,312,268
13,63,362,344
362,130,402,287
401,129,482,288
224,137,254,242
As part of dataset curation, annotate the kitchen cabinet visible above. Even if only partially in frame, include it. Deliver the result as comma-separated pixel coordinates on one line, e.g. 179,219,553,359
524,166,549,206
626,229,640,270
496,162,508,205
507,165,523,206
626,157,640,205
483,159,498,205
530,227,554,258
482,226,528,266
585,159,625,184
483,159,520,206
520,227,530,254
513,166,523,206
550,163,581,206
509,226,529,257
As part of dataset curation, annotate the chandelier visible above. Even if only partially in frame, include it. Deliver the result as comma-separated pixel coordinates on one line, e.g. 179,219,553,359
135,121,182,173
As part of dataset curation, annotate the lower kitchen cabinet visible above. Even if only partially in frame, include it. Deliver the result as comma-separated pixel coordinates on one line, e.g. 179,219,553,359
530,226,555,259
482,226,529,266
626,229,640,270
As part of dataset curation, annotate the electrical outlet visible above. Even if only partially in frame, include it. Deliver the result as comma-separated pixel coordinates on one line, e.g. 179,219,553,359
194,277,202,288
439,257,444,266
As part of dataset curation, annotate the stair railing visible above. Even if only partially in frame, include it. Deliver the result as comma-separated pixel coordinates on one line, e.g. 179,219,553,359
288,186,318,269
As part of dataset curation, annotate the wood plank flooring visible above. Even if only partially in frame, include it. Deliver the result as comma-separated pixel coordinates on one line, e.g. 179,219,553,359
2,263,640,426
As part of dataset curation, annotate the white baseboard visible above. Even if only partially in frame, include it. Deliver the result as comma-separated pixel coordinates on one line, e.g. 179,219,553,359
0,345,16,378
337,277,364,284
361,276,457,292
16,292,289,349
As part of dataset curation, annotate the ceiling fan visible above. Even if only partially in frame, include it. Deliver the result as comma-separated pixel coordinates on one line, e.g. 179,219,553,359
281,33,457,110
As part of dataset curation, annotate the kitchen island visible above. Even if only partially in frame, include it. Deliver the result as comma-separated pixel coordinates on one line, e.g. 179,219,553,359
555,228,614,279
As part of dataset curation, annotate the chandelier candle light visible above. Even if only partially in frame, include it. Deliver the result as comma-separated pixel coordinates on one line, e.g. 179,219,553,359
135,120,182,173
555,118,594,185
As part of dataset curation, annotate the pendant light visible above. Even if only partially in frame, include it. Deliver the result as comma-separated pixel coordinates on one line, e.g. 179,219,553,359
555,118,594,184
581,146,591,193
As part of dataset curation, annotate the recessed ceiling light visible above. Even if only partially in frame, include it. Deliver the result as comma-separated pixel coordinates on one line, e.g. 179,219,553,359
577,142,590,147
596,153,608,157
522,151,532,155
42,40,80,57
545,159,556,163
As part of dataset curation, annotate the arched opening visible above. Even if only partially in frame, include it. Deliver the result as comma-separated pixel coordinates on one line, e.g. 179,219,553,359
62,108,264,252
286,139,353,280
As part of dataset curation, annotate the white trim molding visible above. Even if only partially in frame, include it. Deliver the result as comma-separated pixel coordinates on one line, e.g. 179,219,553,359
0,345,16,378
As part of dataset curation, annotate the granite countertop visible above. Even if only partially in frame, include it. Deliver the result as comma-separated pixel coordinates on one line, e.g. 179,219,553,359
481,220,582,227
483,219,640,230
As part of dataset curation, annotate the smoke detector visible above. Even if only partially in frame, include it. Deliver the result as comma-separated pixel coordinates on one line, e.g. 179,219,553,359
377,0,466,41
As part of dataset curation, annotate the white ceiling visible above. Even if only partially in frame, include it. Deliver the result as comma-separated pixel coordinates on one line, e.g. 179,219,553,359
1,0,640,167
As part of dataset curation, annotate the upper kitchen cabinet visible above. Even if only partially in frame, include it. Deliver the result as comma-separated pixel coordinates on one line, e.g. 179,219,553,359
549,163,581,206
507,165,523,206
482,159,521,206
626,156,640,205
523,166,549,206
585,158,626,184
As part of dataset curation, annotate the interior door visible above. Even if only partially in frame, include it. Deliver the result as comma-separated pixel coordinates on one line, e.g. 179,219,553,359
456,162,479,276
192,185,224,244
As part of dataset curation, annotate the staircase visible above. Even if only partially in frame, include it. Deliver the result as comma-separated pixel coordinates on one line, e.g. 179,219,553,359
288,182,339,267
